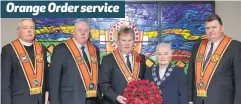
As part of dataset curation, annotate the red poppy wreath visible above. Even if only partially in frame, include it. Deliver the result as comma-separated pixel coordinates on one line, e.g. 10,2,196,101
123,80,163,104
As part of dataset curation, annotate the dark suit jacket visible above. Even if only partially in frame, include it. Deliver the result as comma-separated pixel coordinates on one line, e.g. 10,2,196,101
187,39,241,104
48,43,101,104
144,64,188,104
99,52,146,104
1,43,48,104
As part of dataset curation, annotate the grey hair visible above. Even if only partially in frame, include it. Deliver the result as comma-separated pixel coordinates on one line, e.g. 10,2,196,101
155,42,173,54
74,20,89,29
17,18,34,30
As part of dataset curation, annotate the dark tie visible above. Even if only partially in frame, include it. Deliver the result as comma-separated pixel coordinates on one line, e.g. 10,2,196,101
203,43,214,69
81,46,91,72
126,55,132,72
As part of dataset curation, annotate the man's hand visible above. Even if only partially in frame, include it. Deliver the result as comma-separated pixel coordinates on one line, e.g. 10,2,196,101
116,95,127,104
45,91,50,104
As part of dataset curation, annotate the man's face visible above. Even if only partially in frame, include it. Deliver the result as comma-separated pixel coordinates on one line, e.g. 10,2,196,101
117,33,134,55
205,20,224,43
18,20,35,43
73,21,90,45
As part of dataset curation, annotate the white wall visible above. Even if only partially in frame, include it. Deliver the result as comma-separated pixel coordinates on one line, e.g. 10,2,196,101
1,18,22,48
1,1,241,52
216,1,241,41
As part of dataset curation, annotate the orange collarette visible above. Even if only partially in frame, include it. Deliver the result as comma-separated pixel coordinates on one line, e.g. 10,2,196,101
112,49,140,83
195,36,232,97
65,38,98,97
11,39,44,95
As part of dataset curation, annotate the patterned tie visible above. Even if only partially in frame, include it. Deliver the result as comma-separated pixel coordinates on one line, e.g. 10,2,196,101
126,55,132,72
81,46,91,72
203,43,214,69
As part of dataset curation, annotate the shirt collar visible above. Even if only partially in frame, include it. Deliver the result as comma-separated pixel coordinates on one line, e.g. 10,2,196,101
19,39,33,46
208,36,224,47
72,38,88,49
121,52,132,58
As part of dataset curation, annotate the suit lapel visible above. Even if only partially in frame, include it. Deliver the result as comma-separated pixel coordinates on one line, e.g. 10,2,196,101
155,65,161,81
159,64,172,88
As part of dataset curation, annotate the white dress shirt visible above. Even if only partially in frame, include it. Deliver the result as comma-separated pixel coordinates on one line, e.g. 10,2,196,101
159,65,168,79
73,38,90,62
204,37,223,60
121,53,133,69
19,39,33,46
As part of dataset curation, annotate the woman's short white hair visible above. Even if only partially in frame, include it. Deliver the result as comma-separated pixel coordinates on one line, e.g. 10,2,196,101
155,42,173,54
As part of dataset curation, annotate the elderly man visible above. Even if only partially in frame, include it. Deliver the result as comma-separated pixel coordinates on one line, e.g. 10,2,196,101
144,42,188,104
188,14,241,104
48,20,101,104
1,19,48,104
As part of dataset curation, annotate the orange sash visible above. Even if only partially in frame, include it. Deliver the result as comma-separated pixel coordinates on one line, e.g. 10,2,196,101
195,36,232,97
65,38,98,98
11,39,44,95
112,49,140,83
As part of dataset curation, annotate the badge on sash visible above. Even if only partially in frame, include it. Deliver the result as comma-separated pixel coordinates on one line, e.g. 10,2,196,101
86,83,97,97
199,81,204,88
20,55,29,62
33,79,39,86
91,56,97,64
30,87,42,95
211,54,220,63
196,55,203,62
197,89,207,97
89,83,95,90
36,54,43,63
86,90,97,98
76,56,84,64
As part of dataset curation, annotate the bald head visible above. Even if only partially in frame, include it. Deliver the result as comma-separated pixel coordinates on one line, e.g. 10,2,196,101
73,20,90,45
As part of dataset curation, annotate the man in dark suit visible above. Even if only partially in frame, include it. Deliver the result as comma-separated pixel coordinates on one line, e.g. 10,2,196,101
99,28,146,104
48,20,101,104
188,14,241,104
1,19,48,104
